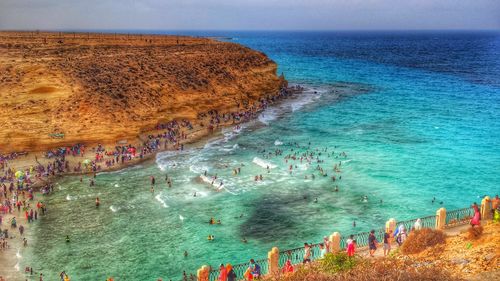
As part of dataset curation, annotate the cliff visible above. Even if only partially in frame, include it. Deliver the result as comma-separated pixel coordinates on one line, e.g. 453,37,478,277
0,31,283,152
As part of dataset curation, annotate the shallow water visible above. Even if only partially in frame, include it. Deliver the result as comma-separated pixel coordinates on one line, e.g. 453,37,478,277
24,31,500,280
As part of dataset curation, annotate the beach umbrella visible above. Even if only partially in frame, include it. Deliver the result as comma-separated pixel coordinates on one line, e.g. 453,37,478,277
15,171,24,178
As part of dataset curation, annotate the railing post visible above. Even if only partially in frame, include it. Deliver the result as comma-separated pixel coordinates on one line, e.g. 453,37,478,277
436,208,446,230
328,232,341,253
268,247,279,275
197,265,210,281
481,196,492,220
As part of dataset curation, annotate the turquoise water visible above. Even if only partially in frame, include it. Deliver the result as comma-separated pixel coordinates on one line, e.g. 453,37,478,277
24,31,500,280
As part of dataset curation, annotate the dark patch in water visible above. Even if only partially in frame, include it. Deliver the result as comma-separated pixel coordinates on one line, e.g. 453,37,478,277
239,192,320,242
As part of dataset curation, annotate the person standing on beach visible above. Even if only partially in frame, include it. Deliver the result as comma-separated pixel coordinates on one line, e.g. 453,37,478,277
383,230,391,256
303,243,311,263
368,230,378,257
470,202,480,227
218,264,227,281
347,239,356,258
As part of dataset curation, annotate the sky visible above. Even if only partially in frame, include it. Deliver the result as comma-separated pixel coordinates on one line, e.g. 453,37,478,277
0,0,499,31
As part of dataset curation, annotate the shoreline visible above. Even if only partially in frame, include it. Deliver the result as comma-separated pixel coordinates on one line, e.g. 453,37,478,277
0,85,305,280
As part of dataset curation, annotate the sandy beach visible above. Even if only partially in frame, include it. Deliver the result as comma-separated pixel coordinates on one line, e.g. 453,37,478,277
0,31,295,280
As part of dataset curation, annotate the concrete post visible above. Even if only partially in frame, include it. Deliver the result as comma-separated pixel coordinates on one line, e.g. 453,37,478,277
197,265,210,281
436,208,446,230
268,247,279,275
328,232,341,253
481,196,492,220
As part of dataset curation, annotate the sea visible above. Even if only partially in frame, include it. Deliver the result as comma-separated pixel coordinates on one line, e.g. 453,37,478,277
22,31,500,280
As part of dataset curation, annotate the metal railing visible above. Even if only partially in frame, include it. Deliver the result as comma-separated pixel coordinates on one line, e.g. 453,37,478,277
445,207,474,228
398,214,436,234
206,206,477,280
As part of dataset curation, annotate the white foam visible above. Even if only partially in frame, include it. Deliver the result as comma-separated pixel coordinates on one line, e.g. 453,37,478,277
179,215,185,221
252,157,277,169
114,183,119,187
274,140,283,146
258,108,278,125
110,205,118,212
66,195,74,201
219,143,240,152
189,164,209,174
155,193,169,208
200,175,223,188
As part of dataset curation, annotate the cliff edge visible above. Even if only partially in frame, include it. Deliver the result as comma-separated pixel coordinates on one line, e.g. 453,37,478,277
0,31,284,152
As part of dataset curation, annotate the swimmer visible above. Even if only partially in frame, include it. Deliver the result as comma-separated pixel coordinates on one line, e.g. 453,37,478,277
353,221,356,227
193,192,197,197
95,197,100,208
150,186,155,193
242,237,248,243
209,217,215,225
259,175,263,181
217,219,221,225
314,198,318,203
184,251,188,257
65,235,70,243
334,186,339,192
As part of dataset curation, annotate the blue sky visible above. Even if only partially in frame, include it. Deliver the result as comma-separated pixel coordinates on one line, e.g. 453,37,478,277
0,0,499,31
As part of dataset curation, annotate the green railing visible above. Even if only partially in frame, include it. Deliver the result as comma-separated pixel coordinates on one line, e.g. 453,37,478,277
206,206,478,280
445,207,474,228
399,214,436,234
339,228,385,250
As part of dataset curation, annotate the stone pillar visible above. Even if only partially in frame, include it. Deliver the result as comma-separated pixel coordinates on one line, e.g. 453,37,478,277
481,196,492,220
268,247,279,275
328,232,341,253
197,265,210,281
436,208,446,230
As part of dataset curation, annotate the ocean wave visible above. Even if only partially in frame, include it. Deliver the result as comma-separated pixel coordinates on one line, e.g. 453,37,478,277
252,157,277,169
155,193,169,208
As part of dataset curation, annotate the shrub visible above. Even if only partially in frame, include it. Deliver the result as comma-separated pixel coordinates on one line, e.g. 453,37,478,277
264,258,461,281
319,252,357,273
466,226,483,240
400,228,446,254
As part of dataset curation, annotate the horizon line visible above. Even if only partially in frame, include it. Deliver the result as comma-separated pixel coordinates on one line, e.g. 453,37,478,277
1,28,499,34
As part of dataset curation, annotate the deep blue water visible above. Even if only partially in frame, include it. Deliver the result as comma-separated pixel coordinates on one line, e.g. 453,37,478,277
24,31,500,281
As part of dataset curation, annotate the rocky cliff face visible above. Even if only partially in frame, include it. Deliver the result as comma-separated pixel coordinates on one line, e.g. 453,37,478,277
0,32,283,152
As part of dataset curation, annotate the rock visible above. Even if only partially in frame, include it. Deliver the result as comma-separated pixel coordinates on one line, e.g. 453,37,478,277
484,253,495,261
451,258,470,265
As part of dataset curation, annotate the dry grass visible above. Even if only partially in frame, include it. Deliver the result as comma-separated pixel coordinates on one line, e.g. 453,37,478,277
264,258,461,281
466,226,483,240
400,228,446,255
